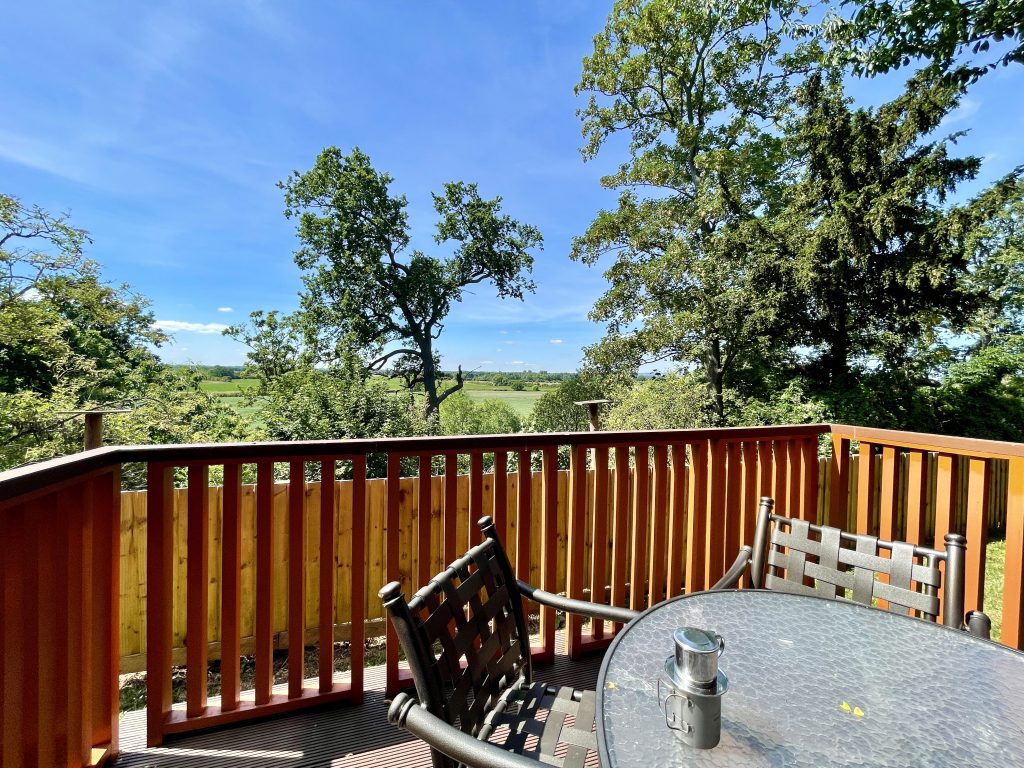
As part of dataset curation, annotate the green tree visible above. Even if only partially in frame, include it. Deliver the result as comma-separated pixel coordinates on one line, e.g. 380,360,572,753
278,147,542,419
439,393,522,436
530,375,609,433
1,194,240,470
573,0,819,421
782,69,983,389
824,0,1024,80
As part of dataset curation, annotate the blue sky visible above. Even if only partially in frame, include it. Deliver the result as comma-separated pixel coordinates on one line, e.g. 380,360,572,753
2,3,1022,373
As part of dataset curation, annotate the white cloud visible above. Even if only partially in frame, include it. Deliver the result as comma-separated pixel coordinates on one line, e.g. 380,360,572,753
217,306,233,313
480,360,494,365
549,339,563,344
153,320,229,334
511,360,525,365
499,329,509,334
941,98,980,127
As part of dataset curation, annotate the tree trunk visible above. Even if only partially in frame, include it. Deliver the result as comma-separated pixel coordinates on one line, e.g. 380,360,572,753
705,340,726,425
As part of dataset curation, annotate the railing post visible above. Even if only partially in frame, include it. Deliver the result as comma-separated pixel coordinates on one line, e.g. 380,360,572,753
566,445,587,659
829,435,851,529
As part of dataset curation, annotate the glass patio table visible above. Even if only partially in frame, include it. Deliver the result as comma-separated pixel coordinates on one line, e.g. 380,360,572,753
597,590,1024,767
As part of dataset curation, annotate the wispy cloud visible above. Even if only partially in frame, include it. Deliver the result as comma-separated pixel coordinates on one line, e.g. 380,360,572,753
549,339,563,344
217,306,234,312
480,360,494,365
941,98,981,127
154,320,229,334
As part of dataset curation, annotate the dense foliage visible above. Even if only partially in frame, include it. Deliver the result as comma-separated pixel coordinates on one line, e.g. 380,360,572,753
574,0,1024,439
276,147,542,419
0,194,242,472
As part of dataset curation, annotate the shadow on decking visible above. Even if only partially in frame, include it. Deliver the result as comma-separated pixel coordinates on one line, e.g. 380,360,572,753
114,632,602,768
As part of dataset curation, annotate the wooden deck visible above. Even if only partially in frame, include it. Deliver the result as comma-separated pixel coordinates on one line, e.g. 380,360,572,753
114,633,603,768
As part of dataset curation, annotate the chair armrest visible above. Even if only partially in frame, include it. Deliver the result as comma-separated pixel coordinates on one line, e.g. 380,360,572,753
516,579,639,624
710,546,752,591
965,610,992,639
388,692,540,768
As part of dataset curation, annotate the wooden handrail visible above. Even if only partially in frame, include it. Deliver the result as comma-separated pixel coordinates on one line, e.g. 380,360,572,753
0,424,827,504
830,424,1024,460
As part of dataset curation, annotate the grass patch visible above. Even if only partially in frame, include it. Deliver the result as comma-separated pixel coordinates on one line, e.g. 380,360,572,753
984,539,1005,642
462,389,543,419
200,378,259,394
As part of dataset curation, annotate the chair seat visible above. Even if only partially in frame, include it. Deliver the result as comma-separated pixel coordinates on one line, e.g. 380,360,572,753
484,681,599,768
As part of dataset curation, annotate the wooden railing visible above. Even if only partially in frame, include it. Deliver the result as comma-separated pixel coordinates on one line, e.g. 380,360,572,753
2,423,1023,765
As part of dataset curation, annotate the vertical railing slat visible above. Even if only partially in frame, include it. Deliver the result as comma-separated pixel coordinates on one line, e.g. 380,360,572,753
878,447,898,543
386,453,402,694
649,444,669,606
706,439,726,587
444,454,458,566
350,455,367,702
288,461,306,699
787,440,802,520
418,455,433,587
904,451,927,547
723,441,741,579
630,447,650,612
146,464,174,745
254,461,274,705
802,438,819,523
470,452,484,526
686,442,709,593
566,444,587,659
319,460,336,693
66,484,89,765
221,463,242,710
186,464,210,717
591,446,610,636
93,468,120,756
666,444,689,598
2,503,29,768
516,450,532,624
856,443,875,535
964,458,990,615
741,442,758,586
538,446,558,663
493,451,508,543
829,437,851,529
611,447,630,629
37,493,62,767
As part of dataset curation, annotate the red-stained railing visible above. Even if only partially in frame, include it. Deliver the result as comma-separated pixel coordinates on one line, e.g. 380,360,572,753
0,456,121,768
3,422,1024,764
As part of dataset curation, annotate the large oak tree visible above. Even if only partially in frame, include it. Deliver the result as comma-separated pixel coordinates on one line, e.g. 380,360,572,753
279,147,542,419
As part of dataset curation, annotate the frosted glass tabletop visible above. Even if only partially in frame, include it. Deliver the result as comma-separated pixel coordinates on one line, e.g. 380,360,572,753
597,590,1024,768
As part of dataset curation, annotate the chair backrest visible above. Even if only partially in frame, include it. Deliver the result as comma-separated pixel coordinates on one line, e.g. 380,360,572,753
379,516,532,751
749,497,967,627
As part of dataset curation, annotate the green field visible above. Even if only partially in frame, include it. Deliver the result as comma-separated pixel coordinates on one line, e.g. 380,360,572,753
459,388,542,419
202,377,546,422
200,379,259,394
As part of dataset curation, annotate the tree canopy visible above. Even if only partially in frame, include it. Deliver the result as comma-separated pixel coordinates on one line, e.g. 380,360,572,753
278,147,542,419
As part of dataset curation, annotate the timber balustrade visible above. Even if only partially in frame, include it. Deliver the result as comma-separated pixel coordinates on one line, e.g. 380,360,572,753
1,424,1023,765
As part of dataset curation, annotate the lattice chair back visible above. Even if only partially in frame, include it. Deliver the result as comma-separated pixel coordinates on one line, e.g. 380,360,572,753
749,497,967,627
379,516,533,766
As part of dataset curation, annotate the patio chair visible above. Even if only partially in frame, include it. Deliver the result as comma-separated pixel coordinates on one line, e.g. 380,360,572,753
713,497,991,638
382,515,638,768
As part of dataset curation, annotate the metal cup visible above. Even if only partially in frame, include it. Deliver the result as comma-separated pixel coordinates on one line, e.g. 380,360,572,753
672,627,724,691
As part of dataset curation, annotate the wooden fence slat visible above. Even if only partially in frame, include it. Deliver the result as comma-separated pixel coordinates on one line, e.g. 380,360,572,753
723,442,741,579
856,443,875,535
2,504,30,768
37,492,63,768
829,437,850,529
66,485,89,765
741,442,758,586
93,468,120,756
516,450,532,623
802,438,818,523
493,451,508,544
318,461,335,693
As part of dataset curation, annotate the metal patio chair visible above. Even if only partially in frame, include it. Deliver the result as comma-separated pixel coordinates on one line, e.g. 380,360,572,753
382,515,638,768
714,497,991,637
